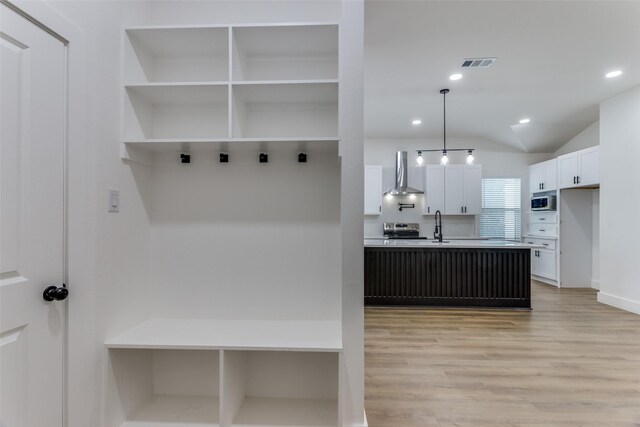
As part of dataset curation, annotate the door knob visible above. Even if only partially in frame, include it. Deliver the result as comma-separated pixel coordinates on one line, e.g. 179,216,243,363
43,284,68,302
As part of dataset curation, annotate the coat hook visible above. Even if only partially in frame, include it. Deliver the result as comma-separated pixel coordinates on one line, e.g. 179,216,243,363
298,153,307,163
219,153,229,163
259,153,268,163
180,153,191,164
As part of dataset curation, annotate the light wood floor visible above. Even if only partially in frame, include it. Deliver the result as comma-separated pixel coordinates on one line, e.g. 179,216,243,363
365,281,640,427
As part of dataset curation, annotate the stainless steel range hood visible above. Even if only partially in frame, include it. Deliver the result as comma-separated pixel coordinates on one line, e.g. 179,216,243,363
384,151,424,196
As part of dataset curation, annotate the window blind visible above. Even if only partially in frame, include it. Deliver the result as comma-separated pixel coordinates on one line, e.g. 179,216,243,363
480,178,521,240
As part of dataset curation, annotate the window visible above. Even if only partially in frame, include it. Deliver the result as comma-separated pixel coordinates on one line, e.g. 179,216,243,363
480,178,521,240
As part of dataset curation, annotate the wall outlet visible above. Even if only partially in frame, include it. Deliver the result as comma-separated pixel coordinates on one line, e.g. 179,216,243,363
108,189,120,213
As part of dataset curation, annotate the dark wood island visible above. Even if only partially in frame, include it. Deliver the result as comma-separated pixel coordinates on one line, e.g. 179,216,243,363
364,240,541,308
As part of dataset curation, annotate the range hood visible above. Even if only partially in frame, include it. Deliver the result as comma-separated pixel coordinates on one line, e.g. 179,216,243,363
384,151,424,196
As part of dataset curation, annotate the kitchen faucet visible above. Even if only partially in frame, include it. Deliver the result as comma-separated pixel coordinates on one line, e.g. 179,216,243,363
434,210,443,242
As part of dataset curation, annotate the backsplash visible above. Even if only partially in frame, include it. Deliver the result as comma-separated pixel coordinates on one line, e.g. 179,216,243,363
364,193,477,238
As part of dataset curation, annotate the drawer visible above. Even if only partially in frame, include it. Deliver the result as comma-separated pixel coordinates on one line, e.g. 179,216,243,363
530,212,557,224
528,224,557,237
524,237,556,250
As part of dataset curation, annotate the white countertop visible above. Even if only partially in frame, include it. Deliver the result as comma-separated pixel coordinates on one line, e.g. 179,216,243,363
364,239,544,249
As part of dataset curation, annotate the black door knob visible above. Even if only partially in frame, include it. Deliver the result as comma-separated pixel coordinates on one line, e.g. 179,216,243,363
43,284,68,302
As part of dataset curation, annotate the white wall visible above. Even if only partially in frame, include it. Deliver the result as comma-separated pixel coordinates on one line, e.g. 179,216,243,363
364,138,552,237
598,85,640,314
149,153,341,321
554,121,599,156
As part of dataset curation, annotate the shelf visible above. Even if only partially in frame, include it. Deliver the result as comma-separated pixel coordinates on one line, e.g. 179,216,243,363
232,25,338,81
232,82,338,139
105,319,342,352
231,397,337,427
121,395,220,427
125,27,229,82
123,84,228,140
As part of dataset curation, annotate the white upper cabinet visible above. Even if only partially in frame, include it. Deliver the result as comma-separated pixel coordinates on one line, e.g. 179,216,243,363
444,166,465,215
558,146,599,189
423,164,481,215
529,159,557,194
364,165,382,215
422,165,445,215
463,165,482,215
577,146,599,186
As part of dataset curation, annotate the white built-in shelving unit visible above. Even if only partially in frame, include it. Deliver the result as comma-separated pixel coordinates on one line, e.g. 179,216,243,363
110,22,343,427
122,23,339,155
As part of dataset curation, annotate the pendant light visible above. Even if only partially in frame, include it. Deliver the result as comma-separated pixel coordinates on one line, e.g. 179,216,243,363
415,88,476,166
440,89,449,165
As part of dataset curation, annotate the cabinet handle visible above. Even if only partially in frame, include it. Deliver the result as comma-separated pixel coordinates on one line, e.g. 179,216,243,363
542,243,549,246
539,229,546,232
577,176,580,184
379,205,381,213
542,183,545,190
573,176,577,184
428,206,430,213
539,218,546,221
461,206,463,213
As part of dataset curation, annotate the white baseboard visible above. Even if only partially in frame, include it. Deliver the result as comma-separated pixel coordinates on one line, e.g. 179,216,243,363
597,291,640,315
591,279,600,290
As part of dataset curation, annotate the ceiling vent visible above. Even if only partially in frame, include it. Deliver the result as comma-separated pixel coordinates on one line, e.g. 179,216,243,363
461,57,496,68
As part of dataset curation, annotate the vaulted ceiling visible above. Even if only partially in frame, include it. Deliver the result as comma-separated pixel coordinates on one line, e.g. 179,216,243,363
364,1,640,152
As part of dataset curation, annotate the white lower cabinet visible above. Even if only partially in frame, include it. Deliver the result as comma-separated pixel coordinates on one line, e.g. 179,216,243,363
526,237,558,282
533,248,557,280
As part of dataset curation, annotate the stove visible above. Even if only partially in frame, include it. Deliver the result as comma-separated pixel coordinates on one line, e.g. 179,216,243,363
383,223,428,240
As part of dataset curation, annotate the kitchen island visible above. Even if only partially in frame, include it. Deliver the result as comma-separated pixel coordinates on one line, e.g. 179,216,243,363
364,239,542,308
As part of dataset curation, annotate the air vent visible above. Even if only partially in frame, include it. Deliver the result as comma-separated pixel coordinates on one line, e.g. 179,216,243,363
461,57,496,68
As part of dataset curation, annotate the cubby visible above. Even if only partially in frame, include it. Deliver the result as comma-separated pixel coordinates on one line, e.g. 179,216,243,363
222,351,339,427
124,27,229,83
121,24,339,152
108,349,221,427
231,82,338,139
231,25,338,81
106,320,342,427
123,84,229,140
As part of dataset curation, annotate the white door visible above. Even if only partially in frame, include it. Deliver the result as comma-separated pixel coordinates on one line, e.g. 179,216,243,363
444,165,465,215
423,165,444,215
557,153,578,189
364,165,382,215
1,5,67,427
578,147,599,186
463,165,482,215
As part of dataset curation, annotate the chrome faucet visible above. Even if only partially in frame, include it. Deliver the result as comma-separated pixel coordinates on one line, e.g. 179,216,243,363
434,210,443,242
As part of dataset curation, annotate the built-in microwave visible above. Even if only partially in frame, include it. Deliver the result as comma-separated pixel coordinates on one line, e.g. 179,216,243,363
531,195,556,211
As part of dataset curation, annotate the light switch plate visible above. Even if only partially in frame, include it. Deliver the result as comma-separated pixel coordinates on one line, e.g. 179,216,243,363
108,189,120,213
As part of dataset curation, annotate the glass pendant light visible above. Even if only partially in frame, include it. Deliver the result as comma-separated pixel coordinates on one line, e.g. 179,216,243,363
416,151,424,166
466,150,474,165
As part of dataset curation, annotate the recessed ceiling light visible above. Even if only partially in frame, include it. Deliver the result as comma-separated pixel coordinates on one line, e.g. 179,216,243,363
605,70,623,78
412,119,422,125
519,118,530,124
449,73,463,81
